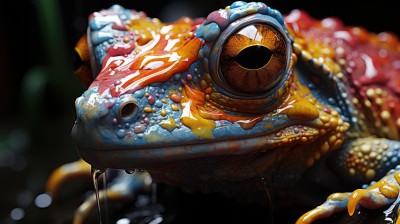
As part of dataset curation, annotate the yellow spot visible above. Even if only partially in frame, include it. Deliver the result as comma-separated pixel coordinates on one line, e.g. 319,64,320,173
336,72,344,79
180,85,215,139
382,144,389,150
328,135,337,145
123,37,130,43
200,80,208,91
329,117,338,128
328,192,349,201
171,104,179,111
301,50,313,61
319,115,330,123
364,100,372,107
332,140,343,150
159,117,176,132
375,98,383,105
283,99,320,120
160,110,167,117
379,181,399,199
366,88,375,98
369,151,377,158
144,107,153,113
360,144,372,154
365,169,376,179
293,43,302,55
281,138,289,144
380,110,391,121
320,142,330,153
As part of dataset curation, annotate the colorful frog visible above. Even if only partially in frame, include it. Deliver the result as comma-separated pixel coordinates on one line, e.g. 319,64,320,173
47,1,400,223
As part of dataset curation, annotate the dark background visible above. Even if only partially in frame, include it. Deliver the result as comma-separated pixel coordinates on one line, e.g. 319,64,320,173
0,0,398,223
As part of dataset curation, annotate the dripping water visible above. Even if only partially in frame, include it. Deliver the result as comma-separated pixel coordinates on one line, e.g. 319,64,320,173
383,193,400,223
92,167,109,224
261,176,274,224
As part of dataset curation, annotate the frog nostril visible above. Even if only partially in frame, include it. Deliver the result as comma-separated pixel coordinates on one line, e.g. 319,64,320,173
119,101,139,121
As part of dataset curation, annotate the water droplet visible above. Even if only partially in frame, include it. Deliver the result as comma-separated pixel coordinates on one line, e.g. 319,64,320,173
154,100,163,108
112,118,118,124
92,167,106,224
10,208,25,221
134,124,146,134
150,216,163,224
34,193,52,208
116,218,131,224
117,129,126,138
174,73,181,80
133,89,145,98
125,169,135,174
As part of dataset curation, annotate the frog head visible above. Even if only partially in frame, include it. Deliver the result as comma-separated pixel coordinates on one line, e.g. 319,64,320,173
73,2,349,189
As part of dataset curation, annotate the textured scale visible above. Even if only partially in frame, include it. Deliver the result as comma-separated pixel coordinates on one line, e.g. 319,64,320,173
46,2,400,224
285,10,400,140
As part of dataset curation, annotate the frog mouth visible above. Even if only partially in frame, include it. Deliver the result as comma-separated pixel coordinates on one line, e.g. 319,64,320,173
75,123,323,170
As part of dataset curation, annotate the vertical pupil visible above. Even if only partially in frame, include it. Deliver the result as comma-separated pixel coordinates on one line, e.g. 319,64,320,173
235,45,272,69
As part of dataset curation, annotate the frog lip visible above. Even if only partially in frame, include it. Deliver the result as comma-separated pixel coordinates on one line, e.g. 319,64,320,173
76,124,321,170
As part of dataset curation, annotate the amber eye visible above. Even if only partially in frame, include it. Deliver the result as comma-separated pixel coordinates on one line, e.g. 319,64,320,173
220,24,287,94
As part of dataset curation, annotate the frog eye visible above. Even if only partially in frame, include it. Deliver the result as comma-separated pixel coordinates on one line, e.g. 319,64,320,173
200,8,293,113
219,24,287,94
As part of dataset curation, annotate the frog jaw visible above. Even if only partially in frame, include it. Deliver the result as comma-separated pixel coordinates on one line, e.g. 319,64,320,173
73,76,349,171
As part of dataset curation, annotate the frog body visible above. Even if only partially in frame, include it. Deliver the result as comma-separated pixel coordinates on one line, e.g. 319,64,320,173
48,2,400,223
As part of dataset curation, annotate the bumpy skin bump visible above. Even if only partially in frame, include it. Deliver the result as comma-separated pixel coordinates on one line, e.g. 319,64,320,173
47,1,400,223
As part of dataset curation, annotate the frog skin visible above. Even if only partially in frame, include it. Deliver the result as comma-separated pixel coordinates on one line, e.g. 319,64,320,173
46,1,400,223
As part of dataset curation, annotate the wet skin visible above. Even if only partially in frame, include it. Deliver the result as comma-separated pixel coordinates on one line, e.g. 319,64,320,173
48,1,400,223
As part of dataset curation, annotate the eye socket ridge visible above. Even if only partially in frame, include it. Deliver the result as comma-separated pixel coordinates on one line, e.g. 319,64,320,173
212,18,292,98
221,29,286,94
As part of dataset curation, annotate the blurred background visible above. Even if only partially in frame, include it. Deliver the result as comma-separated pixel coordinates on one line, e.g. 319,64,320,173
0,0,399,223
